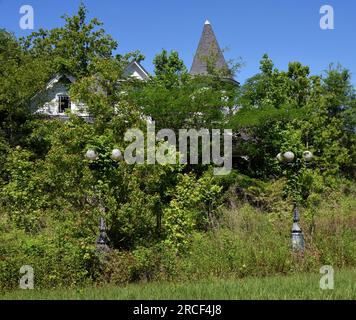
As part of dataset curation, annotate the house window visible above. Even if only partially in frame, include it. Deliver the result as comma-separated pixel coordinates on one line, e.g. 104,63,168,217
58,94,71,113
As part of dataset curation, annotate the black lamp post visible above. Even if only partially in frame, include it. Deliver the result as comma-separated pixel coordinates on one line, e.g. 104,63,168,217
96,217,110,253
291,203,304,252
277,150,313,252
85,148,123,252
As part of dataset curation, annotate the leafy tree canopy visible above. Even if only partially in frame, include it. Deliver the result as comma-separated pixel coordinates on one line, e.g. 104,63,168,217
20,3,118,77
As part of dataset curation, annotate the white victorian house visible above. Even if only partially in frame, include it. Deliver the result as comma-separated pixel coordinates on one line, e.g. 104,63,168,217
30,60,150,120
31,21,238,121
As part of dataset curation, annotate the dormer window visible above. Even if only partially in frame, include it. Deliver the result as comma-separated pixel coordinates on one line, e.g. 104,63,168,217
58,94,71,113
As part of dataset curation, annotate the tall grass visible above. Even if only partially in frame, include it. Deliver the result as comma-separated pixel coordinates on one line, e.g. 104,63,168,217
2,268,355,300
173,192,356,281
1,189,355,291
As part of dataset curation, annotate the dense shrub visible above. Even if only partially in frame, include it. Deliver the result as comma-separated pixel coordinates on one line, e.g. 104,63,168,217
0,181,355,291
163,172,223,253
0,225,96,291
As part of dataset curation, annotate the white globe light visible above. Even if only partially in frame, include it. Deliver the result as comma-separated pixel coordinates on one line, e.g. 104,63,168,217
276,153,284,163
283,151,295,163
85,149,98,161
111,148,123,161
303,151,313,162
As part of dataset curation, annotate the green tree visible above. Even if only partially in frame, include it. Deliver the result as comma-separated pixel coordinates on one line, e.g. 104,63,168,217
0,29,51,145
230,55,355,186
21,3,117,77
153,49,187,83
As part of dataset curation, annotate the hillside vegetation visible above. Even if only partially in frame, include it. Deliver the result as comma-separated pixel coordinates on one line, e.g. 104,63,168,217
0,5,355,294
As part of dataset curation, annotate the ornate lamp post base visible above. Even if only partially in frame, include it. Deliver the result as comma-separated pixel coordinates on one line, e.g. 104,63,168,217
96,217,111,254
291,205,305,252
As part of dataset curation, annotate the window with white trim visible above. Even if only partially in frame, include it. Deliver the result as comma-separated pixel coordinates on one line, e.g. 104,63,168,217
58,94,71,113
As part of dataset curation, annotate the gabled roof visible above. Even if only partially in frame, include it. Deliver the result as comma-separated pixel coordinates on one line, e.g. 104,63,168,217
123,60,150,81
30,73,75,104
45,73,76,90
34,61,149,96
190,20,230,77
43,61,149,89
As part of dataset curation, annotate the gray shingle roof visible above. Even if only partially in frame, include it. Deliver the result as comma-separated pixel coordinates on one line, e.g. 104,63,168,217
190,20,230,77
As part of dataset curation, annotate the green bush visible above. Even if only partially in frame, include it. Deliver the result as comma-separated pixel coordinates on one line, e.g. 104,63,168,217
163,171,222,254
96,250,138,285
0,230,96,291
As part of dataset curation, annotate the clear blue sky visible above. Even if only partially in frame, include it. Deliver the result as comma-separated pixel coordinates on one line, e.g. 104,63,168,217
1,0,356,85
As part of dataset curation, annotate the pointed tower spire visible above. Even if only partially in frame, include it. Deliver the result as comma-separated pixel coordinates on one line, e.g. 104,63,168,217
190,20,230,77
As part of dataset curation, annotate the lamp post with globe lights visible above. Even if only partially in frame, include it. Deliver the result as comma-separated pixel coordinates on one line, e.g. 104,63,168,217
276,150,314,252
85,147,123,252
85,149,98,161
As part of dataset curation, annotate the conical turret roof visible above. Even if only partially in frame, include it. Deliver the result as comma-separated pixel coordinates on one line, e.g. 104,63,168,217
190,20,230,76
